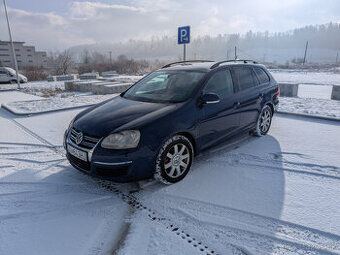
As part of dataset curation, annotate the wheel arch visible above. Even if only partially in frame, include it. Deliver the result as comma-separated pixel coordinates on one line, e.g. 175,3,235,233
176,131,197,156
265,102,274,115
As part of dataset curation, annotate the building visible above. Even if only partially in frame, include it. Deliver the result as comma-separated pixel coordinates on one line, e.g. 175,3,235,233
0,40,48,68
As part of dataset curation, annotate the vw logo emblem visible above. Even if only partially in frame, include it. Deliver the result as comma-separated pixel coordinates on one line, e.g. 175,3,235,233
75,132,83,145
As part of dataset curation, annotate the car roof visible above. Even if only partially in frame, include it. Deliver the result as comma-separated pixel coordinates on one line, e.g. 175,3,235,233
159,60,266,73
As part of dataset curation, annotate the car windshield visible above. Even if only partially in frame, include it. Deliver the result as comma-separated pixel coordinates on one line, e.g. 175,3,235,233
123,70,206,103
6,67,16,75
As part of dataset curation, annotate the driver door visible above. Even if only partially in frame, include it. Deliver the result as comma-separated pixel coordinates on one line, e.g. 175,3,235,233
198,68,240,150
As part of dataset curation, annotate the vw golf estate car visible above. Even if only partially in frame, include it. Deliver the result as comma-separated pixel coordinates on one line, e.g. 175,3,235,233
64,60,279,184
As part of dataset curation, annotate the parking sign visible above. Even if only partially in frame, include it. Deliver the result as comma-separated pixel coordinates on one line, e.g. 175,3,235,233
178,26,190,44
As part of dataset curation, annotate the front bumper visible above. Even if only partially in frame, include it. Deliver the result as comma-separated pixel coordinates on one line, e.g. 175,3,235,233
64,130,156,182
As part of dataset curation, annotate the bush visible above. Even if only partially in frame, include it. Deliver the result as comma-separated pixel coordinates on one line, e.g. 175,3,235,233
21,66,48,81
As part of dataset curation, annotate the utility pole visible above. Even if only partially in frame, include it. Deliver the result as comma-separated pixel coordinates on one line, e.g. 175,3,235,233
303,40,308,65
336,52,339,64
3,0,20,89
234,46,237,60
109,51,112,69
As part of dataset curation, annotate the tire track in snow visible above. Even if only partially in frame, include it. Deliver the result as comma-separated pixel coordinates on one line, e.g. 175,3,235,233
0,132,224,254
7,118,64,156
141,193,340,254
96,180,233,255
205,151,340,181
6,113,339,254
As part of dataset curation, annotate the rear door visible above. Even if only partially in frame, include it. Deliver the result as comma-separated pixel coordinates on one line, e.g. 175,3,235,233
198,68,239,150
231,66,262,130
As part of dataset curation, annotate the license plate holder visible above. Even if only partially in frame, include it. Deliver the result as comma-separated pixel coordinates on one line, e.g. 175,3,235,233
68,144,88,162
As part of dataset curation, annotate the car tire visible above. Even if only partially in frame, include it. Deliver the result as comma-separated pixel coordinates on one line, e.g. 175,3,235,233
154,135,194,184
10,80,16,84
253,105,272,137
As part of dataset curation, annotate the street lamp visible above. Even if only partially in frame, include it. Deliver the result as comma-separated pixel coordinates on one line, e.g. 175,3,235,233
3,0,20,89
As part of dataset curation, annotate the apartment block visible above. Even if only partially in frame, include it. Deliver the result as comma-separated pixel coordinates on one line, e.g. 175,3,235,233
0,40,48,68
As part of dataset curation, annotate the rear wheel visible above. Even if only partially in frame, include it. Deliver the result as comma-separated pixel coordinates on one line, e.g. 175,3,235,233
10,80,17,84
154,135,193,184
253,105,272,136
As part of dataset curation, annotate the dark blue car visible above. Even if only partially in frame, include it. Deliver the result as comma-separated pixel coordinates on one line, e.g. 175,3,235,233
64,60,279,184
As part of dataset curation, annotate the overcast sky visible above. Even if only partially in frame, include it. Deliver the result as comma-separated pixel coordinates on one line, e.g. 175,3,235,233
1,0,340,51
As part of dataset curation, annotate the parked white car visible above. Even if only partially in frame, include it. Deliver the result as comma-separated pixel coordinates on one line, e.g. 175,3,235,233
0,67,28,84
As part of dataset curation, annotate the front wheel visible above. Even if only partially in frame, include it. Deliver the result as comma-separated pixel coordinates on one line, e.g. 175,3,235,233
154,135,194,184
253,105,272,136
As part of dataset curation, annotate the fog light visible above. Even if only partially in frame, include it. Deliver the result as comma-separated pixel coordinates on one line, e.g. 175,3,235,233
88,150,93,161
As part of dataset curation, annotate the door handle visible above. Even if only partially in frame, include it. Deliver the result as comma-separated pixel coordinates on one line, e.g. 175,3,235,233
233,102,241,109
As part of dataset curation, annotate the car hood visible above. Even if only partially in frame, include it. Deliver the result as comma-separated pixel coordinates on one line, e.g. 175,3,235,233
18,74,27,80
73,96,177,137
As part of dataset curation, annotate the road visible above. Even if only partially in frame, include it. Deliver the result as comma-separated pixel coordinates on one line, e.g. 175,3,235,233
0,102,340,254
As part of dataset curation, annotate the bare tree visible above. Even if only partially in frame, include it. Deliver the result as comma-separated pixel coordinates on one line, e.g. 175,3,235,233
48,50,74,75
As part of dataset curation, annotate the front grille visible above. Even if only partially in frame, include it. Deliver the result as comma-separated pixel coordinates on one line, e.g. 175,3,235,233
68,153,91,172
70,127,100,150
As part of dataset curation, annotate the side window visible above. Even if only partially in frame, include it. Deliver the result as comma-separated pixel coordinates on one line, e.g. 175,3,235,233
254,67,270,85
203,69,234,100
233,67,257,92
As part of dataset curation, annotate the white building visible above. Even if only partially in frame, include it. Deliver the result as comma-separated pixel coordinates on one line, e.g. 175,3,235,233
0,40,48,68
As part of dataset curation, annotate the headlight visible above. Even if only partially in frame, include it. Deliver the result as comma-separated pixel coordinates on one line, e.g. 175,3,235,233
101,130,140,149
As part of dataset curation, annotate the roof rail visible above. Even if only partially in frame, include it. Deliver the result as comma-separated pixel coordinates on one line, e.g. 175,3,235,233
161,60,214,69
210,59,258,69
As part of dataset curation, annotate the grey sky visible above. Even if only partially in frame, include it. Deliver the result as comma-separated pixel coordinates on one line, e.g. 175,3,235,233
1,0,340,50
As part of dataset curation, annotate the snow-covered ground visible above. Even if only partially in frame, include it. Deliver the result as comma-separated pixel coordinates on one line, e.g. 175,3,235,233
270,69,340,86
1,88,340,254
2,94,117,115
0,80,65,92
278,97,340,119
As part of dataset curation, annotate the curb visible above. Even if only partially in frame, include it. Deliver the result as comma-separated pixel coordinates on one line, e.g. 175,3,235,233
0,88,19,92
276,110,340,122
1,103,94,116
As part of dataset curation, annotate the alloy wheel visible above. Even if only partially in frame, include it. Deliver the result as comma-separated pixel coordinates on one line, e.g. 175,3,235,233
260,108,271,133
163,143,190,178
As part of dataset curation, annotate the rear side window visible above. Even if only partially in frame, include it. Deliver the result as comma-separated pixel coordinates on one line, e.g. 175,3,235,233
254,67,270,84
203,69,234,99
233,67,257,92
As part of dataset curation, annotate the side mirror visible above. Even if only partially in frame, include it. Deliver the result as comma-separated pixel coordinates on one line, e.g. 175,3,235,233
201,93,220,104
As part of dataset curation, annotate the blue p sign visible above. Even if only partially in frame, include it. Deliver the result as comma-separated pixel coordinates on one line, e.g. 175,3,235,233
178,26,190,44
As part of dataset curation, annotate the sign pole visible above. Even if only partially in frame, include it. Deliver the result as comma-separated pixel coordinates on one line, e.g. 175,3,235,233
183,44,186,61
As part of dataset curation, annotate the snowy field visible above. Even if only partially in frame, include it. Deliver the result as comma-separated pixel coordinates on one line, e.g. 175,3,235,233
1,88,340,254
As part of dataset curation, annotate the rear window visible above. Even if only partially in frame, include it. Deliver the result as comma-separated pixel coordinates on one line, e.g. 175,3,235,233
233,67,257,92
254,67,270,84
